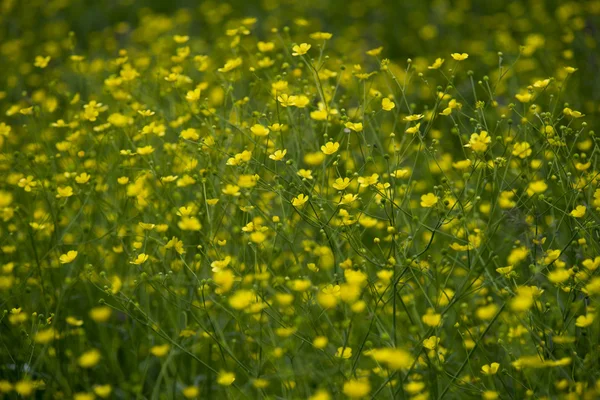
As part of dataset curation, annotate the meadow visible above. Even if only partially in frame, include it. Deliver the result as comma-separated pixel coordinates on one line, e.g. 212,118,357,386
1,0,600,398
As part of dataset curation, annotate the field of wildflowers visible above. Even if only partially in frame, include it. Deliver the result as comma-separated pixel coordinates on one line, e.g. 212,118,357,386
1,0,600,398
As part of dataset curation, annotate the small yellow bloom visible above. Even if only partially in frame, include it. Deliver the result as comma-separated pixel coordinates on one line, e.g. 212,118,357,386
345,122,363,132
150,344,170,357
292,43,311,56
78,349,101,368
403,114,424,122
343,378,370,398
130,253,149,265
269,149,287,161
333,177,351,190
217,370,236,386
292,194,309,208
250,124,270,137
570,205,586,218
420,193,438,208
56,186,74,198
335,346,352,359
575,313,595,328
34,55,51,68
381,98,395,111
451,53,469,61
481,362,500,375
59,250,78,264
321,141,340,155
428,57,445,69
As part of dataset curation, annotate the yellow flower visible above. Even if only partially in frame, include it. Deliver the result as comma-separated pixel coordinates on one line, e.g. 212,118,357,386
345,122,363,132
366,46,383,56
428,57,445,69
309,32,333,40
292,43,311,56
222,184,241,196
182,386,199,398
451,52,469,61
14,380,35,397
59,250,78,264
512,142,532,158
180,128,200,141
229,289,254,310
335,346,352,359
420,193,438,208
269,149,287,161
381,98,395,111
476,304,499,320
333,177,351,190
343,378,371,398
481,362,500,375
526,180,547,197
150,344,170,357
93,384,112,398
250,124,270,137
75,173,91,184
130,253,149,265
78,349,101,368
34,328,56,344
136,145,155,155
405,123,420,134
321,141,340,155
533,78,550,88
89,306,112,322
34,55,51,68
575,314,595,328
292,194,309,208
313,336,328,349
218,57,242,72
357,174,378,187
515,91,533,103
217,370,235,386
570,205,586,218
403,114,424,122
548,268,570,284
422,309,441,326
465,131,491,152
423,336,440,350
56,186,74,198
278,94,296,107
257,41,275,52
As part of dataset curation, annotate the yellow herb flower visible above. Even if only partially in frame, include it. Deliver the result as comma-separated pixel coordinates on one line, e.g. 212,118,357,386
428,57,445,69
321,141,340,155
59,250,78,264
335,346,352,359
130,253,149,265
381,98,395,111
56,186,74,198
292,43,311,56
451,52,469,60
481,362,500,375
345,121,363,132
292,194,309,208
420,193,438,208
570,205,586,218
575,314,595,328
150,344,170,357
343,378,370,398
250,124,270,136
269,149,287,161
465,131,491,152
34,55,51,68
78,349,101,368
93,385,112,398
